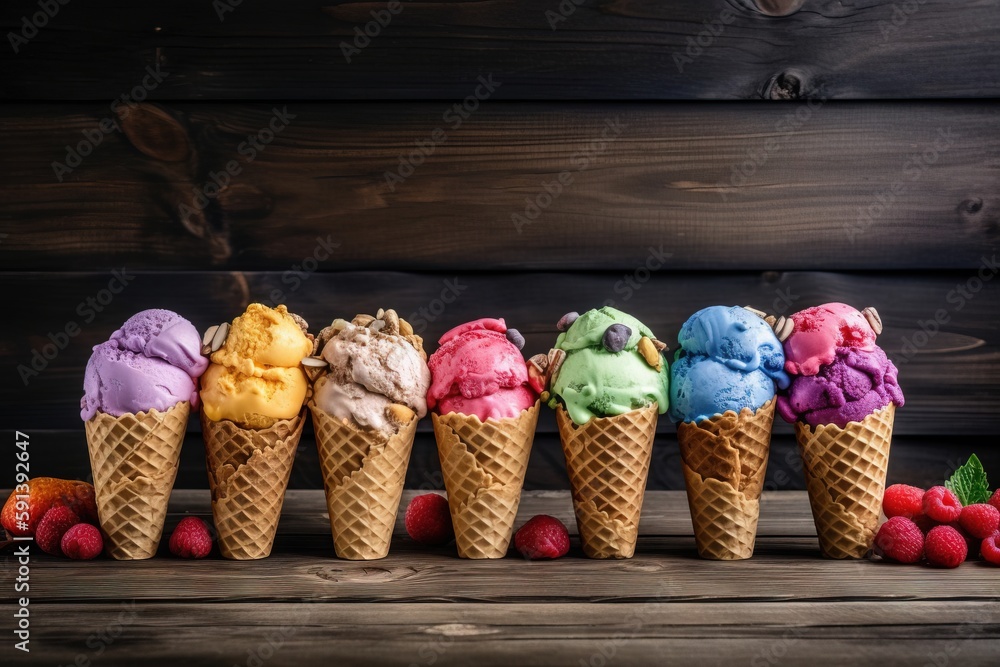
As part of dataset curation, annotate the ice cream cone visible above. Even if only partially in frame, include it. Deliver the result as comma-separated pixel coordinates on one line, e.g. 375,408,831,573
677,398,775,560
432,401,540,559
85,402,189,560
555,403,658,559
795,403,895,559
310,406,418,560
201,410,304,560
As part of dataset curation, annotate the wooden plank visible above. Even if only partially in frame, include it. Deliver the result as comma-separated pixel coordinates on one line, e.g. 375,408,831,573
17,432,1000,494
4,270,999,434
7,492,1000,604
20,602,1000,667
1,103,998,271
2,1,999,100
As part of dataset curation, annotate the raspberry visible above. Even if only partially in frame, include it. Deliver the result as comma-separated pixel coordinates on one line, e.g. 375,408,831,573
922,486,962,523
404,494,454,546
60,523,103,560
924,525,967,568
958,504,1000,540
169,517,213,558
873,517,924,563
988,489,1000,513
981,533,1000,566
35,506,81,556
514,515,570,560
883,484,925,519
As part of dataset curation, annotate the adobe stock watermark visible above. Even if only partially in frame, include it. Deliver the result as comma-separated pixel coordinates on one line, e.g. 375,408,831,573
845,127,957,243
897,253,999,364
262,235,341,307
340,0,412,63
879,0,928,42
407,278,468,335
56,600,141,667
213,0,244,22
671,5,737,73
544,0,585,30
512,115,626,233
716,97,827,202
601,245,672,309
179,106,296,225
383,75,502,192
17,268,136,386
7,0,70,54
51,64,170,182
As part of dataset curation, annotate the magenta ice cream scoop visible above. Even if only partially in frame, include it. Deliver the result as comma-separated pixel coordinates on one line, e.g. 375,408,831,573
81,309,207,420
776,346,904,428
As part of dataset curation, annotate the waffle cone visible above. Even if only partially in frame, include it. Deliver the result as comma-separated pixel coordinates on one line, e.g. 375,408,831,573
555,403,658,559
432,402,540,559
796,403,895,559
201,410,304,560
84,402,189,560
677,398,775,560
310,406,418,560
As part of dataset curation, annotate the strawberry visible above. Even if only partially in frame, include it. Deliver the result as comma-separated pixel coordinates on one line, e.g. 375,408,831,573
515,515,570,560
404,494,454,546
61,523,103,560
35,506,81,556
1,477,98,537
169,517,213,558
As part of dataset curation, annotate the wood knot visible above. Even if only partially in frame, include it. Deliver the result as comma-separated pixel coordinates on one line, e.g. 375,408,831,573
309,565,421,583
117,103,191,162
764,71,804,100
958,198,983,216
751,0,806,17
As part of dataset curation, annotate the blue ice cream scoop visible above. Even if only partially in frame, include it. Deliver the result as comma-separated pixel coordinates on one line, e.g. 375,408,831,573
669,305,790,423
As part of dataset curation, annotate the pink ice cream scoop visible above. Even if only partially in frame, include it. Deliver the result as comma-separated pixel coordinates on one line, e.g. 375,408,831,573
777,346,904,428
784,302,877,376
427,318,538,421
81,309,207,420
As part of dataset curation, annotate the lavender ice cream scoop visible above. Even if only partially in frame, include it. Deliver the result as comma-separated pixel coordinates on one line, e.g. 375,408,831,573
81,309,207,420
776,346,904,428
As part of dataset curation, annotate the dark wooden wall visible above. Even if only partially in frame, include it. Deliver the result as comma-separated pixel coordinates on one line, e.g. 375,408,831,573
2,0,998,490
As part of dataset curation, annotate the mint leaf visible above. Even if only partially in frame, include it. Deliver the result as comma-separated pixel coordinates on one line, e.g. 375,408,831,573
945,454,990,506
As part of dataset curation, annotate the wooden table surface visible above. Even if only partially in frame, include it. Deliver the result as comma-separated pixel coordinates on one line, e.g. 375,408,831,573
6,489,1000,666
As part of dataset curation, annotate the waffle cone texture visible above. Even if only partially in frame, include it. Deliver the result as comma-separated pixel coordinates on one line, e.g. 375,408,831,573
796,403,895,559
310,406,418,560
556,403,658,559
85,402,189,560
201,410,304,560
677,398,775,560
432,402,540,559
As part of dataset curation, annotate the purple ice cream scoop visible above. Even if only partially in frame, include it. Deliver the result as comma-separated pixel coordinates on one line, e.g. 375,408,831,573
81,309,207,420
776,346,904,428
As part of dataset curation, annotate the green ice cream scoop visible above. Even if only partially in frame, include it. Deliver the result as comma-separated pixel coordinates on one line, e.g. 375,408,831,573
546,307,669,425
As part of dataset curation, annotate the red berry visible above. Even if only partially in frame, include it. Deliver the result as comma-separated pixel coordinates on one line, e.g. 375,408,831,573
958,504,1000,540
988,489,1000,513
35,506,81,556
883,484,924,519
514,515,570,560
404,494,454,546
873,517,924,564
924,525,967,568
60,523,103,560
169,517,213,558
981,533,1000,566
922,486,962,523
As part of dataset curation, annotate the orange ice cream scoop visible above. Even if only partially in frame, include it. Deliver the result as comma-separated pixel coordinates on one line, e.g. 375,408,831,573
200,304,311,428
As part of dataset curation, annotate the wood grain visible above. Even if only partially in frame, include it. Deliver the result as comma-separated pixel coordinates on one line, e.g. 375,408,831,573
22,602,1000,667
2,1,999,100
1,103,998,271
8,491,1000,604
4,270,998,434
21,431,999,494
